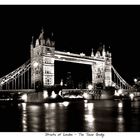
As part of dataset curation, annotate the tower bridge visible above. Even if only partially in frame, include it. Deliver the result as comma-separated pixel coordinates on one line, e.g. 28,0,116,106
0,28,132,102
30,28,112,89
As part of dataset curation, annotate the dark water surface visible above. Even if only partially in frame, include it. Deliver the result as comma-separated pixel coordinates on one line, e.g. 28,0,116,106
0,100,140,132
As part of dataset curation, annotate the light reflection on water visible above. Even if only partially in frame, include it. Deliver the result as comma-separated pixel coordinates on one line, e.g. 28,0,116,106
21,103,27,132
1,100,140,131
44,103,57,132
117,101,124,132
27,104,43,132
84,102,95,131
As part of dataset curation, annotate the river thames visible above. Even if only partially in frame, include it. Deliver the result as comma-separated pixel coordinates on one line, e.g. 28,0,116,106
0,99,140,132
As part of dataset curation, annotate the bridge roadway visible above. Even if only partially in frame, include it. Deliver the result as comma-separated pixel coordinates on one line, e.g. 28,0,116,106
0,88,98,95
0,89,35,94
0,88,134,94
62,89,93,92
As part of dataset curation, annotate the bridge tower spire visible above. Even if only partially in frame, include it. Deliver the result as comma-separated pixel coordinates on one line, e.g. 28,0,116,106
31,28,55,90
102,44,106,58
91,48,94,57
31,36,34,47
39,27,45,46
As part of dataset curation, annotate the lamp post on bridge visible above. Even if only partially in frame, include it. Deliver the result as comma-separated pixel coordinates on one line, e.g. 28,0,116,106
33,62,39,89
134,78,139,92
134,78,138,83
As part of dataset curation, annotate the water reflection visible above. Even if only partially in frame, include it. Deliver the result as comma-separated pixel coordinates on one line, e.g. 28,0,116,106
63,101,85,131
0,103,22,131
1,99,140,132
84,102,95,131
44,102,67,131
27,104,44,132
44,103,57,131
19,100,140,132
117,101,124,132
129,101,140,131
118,102,123,108
21,103,27,132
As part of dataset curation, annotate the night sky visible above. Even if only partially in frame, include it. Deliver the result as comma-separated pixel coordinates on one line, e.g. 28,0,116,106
0,5,140,85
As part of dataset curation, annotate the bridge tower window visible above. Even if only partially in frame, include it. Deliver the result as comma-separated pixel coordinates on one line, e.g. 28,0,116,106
46,78,52,85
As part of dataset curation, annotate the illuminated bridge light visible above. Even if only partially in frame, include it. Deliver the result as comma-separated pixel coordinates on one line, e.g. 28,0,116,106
77,95,83,98
43,90,48,99
63,101,69,107
129,93,134,101
118,89,123,94
88,84,93,90
50,91,57,99
83,92,88,99
21,94,27,102
69,95,76,98
118,102,123,108
84,100,88,103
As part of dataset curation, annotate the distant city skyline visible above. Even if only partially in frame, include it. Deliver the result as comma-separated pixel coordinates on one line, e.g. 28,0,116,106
0,5,140,84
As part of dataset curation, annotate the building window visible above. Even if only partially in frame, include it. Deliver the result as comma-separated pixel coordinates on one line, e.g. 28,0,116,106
46,77,52,85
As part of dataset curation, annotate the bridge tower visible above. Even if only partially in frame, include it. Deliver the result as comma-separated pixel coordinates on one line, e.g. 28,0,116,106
30,29,55,90
91,48,105,88
91,45,112,89
104,47,112,87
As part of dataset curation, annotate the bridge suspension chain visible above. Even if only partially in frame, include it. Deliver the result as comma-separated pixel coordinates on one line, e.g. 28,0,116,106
111,65,131,89
0,60,31,89
0,58,132,91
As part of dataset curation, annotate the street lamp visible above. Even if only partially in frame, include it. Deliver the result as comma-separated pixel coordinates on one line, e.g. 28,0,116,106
33,62,39,89
88,84,93,90
60,79,63,86
134,78,138,92
134,78,138,83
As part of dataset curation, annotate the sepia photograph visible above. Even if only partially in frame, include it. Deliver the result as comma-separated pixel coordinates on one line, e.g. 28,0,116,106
0,4,140,134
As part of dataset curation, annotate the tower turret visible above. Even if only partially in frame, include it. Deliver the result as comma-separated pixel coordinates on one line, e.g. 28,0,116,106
39,28,45,46
35,39,39,47
30,36,34,49
30,36,34,64
91,48,94,57
46,38,51,46
95,51,101,58
102,44,106,58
